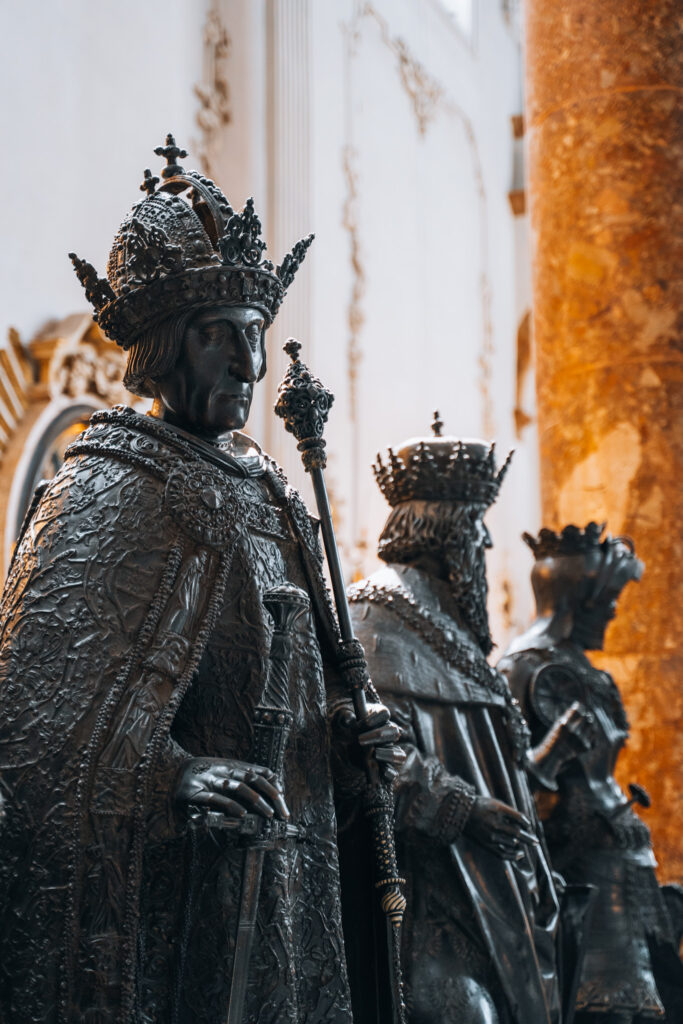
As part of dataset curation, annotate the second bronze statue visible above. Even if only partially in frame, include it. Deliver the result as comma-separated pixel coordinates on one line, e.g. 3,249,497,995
340,416,577,1024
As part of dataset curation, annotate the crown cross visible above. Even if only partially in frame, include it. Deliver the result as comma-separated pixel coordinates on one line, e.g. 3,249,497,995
284,339,301,362
139,169,159,196
431,411,443,437
154,133,188,179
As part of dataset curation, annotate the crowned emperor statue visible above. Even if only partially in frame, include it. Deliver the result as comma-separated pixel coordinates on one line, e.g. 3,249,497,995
498,524,683,1024
341,416,588,1024
0,137,401,1023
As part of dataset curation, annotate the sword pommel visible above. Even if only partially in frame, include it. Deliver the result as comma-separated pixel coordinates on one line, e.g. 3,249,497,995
263,582,310,635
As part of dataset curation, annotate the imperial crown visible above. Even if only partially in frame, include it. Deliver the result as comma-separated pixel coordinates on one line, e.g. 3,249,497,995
522,522,609,559
374,412,513,508
69,134,313,349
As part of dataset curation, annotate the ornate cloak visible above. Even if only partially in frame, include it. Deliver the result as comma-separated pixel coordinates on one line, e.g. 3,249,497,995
344,565,561,1024
0,406,353,1024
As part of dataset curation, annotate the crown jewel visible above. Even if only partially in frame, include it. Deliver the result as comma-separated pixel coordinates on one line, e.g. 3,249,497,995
70,134,314,348
374,416,513,507
523,522,608,559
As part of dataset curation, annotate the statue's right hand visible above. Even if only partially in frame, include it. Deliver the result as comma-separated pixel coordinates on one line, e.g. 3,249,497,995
552,700,595,754
464,796,539,860
175,758,290,820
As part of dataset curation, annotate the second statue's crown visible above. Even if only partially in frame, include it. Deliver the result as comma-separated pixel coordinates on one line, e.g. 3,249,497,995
374,412,513,508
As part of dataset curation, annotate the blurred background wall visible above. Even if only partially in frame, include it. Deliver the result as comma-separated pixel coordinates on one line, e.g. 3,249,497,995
0,0,535,638
0,0,680,879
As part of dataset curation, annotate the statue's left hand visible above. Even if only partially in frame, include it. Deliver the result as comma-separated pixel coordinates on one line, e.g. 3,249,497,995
333,702,406,783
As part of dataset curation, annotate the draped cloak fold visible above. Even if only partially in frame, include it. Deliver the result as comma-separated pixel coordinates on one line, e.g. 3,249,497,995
343,565,561,1024
0,406,354,1024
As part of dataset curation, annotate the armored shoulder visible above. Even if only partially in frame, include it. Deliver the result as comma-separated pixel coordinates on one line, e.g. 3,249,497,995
500,648,586,733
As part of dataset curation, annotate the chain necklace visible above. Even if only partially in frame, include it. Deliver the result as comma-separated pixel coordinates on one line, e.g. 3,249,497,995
349,580,530,760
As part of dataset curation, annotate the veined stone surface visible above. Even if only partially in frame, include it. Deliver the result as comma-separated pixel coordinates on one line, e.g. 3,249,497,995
525,0,683,880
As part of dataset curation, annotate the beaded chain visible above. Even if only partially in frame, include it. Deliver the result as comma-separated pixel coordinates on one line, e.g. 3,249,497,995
348,581,530,761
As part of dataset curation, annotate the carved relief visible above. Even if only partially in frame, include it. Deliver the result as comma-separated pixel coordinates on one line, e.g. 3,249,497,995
0,315,132,580
50,340,127,405
194,0,232,179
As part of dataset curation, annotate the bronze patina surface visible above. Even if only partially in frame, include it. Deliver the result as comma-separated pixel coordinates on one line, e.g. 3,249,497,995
499,524,682,1023
343,417,567,1024
0,138,399,1024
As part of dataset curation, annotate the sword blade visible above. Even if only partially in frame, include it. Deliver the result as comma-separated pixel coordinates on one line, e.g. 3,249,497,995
226,845,266,1024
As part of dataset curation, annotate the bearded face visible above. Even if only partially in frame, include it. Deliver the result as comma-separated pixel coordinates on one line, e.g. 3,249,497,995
443,512,493,655
377,500,494,654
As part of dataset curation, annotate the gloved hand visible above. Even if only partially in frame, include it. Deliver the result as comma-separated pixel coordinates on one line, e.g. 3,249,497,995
464,796,540,860
175,757,289,820
528,700,595,790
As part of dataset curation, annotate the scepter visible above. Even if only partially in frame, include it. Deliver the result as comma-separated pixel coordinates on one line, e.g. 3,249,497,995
275,339,407,1024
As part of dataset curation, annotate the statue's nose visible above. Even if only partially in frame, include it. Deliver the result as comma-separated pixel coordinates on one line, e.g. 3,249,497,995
228,332,261,383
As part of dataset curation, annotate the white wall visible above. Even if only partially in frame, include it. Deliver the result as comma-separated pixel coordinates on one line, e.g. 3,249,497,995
1,0,539,646
0,0,206,340
248,0,539,643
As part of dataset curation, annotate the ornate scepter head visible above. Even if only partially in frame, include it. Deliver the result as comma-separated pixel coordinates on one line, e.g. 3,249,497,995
274,339,335,472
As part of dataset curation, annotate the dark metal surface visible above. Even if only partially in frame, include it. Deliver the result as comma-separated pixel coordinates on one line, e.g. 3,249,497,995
69,135,313,348
0,139,361,1024
499,523,679,1022
275,339,408,1024
345,419,563,1024
226,584,309,1024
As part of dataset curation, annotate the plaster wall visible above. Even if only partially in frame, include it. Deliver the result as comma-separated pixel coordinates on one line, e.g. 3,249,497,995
259,0,538,645
0,0,205,341
1,0,537,649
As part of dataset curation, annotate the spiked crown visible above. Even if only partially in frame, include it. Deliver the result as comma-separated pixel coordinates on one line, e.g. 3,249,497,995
373,412,513,508
523,522,609,560
69,134,313,349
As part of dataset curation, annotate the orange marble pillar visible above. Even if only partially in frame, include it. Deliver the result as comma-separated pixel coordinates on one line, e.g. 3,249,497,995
524,2,683,880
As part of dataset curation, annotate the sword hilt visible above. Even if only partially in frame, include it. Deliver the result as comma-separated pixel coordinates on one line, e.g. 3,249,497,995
252,584,309,778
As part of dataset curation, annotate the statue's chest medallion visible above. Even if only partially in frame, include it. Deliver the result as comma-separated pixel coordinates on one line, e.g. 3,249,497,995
165,463,291,547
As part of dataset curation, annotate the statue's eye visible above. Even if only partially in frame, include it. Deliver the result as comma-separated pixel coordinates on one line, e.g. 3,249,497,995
200,325,223,347
246,323,262,348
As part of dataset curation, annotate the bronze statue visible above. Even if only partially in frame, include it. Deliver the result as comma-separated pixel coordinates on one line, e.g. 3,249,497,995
498,523,681,1023
0,136,402,1023
342,416,573,1024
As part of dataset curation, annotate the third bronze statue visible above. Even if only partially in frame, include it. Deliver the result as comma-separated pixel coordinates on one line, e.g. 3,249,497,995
0,137,403,1023
499,523,682,1023
342,416,576,1024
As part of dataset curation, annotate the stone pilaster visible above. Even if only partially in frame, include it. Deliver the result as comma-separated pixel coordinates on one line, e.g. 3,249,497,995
524,1,683,879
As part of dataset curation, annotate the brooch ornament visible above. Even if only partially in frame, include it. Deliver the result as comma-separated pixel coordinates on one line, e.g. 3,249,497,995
165,463,244,548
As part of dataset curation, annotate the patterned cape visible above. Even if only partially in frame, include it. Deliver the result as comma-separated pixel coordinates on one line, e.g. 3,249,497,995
0,406,354,1024
343,565,561,1024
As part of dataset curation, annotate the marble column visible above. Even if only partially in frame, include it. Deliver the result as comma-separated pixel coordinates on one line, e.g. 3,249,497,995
524,2,683,880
